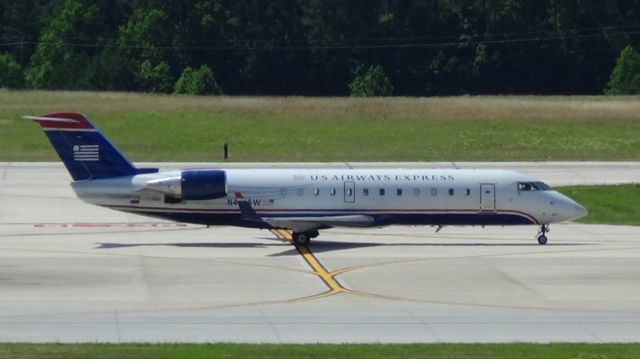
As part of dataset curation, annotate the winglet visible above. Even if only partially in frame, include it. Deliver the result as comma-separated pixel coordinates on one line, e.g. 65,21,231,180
235,192,261,220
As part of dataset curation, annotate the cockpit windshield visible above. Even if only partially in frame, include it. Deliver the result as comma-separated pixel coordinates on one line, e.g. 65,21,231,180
517,181,552,191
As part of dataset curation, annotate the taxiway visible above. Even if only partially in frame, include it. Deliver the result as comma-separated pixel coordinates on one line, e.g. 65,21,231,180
0,162,639,343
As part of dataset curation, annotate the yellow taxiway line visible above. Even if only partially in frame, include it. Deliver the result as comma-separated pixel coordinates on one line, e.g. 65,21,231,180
272,229,345,294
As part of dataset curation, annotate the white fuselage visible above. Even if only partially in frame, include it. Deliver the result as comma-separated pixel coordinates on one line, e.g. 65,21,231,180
71,168,587,229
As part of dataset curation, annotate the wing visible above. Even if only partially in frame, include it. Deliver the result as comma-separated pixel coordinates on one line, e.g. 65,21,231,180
234,192,374,232
263,215,375,233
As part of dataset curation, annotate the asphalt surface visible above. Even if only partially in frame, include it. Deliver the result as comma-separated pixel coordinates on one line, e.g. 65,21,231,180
0,162,639,343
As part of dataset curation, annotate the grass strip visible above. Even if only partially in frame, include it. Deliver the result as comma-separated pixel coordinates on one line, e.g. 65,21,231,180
557,184,640,226
1,343,640,359
1,91,639,161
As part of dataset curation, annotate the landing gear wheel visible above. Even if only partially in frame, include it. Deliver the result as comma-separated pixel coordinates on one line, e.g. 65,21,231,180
537,234,548,245
537,224,549,245
292,232,310,245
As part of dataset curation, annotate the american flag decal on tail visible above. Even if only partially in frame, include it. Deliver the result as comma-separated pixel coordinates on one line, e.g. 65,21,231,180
73,144,99,161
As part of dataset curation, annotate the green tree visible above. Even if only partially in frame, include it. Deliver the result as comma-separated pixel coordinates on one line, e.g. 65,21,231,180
605,45,640,95
22,0,130,90
25,0,99,89
136,60,172,93
1,0,65,69
349,65,393,97
118,8,166,64
8,0,640,95
0,52,23,88
174,66,195,94
85,47,134,91
119,7,172,92
174,65,223,95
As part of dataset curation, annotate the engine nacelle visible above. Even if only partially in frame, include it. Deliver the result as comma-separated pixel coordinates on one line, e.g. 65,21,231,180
181,169,227,200
144,170,227,201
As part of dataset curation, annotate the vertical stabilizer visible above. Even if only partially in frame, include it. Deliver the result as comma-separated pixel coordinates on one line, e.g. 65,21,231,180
25,113,155,181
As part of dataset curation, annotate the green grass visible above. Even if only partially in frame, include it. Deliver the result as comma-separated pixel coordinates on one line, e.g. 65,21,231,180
557,184,640,226
1,343,640,359
1,91,639,161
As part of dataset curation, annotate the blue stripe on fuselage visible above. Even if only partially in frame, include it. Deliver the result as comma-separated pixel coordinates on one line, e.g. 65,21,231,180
111,210,535,228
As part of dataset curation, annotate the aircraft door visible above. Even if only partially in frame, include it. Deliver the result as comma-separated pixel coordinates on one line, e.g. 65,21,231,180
344,181,355,203
480,184,496,212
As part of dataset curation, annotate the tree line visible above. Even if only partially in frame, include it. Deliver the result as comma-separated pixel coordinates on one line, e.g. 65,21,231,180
1,0,640,95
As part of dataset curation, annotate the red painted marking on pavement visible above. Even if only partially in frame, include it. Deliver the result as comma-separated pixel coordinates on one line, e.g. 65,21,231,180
33,223,188,228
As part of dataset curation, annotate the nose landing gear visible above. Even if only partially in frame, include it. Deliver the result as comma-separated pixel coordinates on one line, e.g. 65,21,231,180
537,224,549,245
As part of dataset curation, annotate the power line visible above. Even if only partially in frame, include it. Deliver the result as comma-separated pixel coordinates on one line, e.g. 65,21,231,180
1,32,638,52
3,24,640,45
1,26,639,51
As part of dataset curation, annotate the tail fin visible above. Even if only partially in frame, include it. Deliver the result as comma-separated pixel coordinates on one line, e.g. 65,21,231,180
25,113,157,181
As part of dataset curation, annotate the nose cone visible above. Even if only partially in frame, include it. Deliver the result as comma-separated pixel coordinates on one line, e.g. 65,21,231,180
573,202,588,220
559,194,588,222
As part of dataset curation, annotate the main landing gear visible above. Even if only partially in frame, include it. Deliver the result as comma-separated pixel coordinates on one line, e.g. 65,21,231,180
537,224,549,245
292,230,319,246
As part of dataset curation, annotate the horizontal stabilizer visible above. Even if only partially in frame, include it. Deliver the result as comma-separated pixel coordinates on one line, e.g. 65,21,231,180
23,113,95,130
22,115,79,124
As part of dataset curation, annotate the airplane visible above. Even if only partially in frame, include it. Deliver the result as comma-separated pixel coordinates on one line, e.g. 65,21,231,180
25,112,588,246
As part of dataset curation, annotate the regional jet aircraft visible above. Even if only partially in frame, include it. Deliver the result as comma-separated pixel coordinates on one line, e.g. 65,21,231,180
26,113,587,245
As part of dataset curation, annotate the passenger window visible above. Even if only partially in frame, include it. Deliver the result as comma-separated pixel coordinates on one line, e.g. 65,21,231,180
330,188,336,196
363,188,369,196
313,188,320,196
379,188,386,196
397,188,403,196
430,188,437,196
346,188,353,196
413,188,420,196
449,188,454,196
465,188,471,196
297,188,304,196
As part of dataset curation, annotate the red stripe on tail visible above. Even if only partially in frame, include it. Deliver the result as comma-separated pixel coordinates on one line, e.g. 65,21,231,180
33,113,95,130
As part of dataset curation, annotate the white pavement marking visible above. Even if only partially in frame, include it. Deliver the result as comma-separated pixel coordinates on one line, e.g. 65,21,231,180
0,162,639,343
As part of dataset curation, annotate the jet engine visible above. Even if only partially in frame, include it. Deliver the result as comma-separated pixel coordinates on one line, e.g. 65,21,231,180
144,169,227,200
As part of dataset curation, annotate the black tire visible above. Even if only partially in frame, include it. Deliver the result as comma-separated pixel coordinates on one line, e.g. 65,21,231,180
293,232,310,245
537,235,548,245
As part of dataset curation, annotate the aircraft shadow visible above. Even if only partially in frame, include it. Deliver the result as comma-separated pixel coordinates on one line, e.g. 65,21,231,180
285,240,587,254
96,239,587,254
269,240,588,256
95,241,288,250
